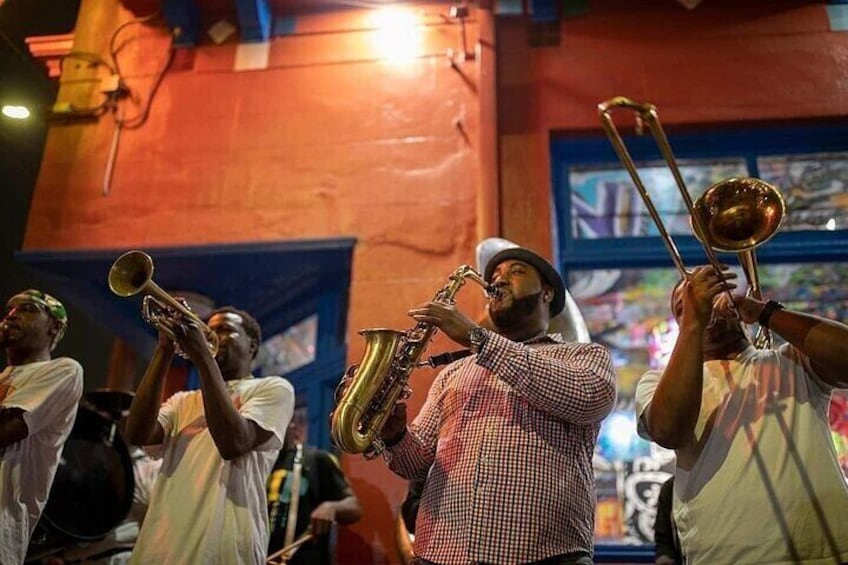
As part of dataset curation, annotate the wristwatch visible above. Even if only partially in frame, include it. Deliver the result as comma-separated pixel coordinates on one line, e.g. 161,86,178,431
758,299,785,329
468,326,487,353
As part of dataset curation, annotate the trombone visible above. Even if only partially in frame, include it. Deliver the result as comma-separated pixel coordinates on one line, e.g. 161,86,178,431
108,250,219,357
598,96,786,348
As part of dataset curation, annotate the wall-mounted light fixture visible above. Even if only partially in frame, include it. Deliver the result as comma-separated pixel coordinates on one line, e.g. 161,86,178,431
371,7,422,63
1,105,31,120
447,4,473,62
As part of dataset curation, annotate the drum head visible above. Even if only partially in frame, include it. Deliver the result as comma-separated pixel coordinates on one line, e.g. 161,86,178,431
41,406,135,540
84,388,135,420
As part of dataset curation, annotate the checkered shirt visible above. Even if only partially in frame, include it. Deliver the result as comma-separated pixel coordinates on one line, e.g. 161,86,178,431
386,329,617,564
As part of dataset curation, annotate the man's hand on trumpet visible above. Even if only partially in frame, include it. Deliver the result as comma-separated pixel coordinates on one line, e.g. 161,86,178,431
155,312,210,363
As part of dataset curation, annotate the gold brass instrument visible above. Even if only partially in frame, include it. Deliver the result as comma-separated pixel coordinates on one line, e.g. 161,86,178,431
598,96,785,348
331,265,495,458
108,250,219,357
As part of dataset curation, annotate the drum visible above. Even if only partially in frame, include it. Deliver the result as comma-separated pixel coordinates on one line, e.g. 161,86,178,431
27,405,135,560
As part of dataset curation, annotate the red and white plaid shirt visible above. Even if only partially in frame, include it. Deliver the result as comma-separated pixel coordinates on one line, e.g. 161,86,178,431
387,330,616,564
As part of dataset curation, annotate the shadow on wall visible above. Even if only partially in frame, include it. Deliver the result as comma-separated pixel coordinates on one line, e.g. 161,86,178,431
337,474,400,564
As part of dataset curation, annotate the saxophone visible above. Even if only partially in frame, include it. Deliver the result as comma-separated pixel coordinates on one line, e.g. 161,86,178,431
330,265,495,458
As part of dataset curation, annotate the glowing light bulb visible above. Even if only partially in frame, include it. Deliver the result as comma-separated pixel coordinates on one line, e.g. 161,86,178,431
371,7,421,63
1,105,31,119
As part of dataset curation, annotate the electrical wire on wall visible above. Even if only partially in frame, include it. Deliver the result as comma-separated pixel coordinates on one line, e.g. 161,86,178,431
101,10,176,195
108,10,175,130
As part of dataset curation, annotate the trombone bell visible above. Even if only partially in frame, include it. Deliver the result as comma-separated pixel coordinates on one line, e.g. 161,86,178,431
693,177,785,253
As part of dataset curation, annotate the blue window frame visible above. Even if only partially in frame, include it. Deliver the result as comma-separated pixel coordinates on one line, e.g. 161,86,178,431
552,123,848,272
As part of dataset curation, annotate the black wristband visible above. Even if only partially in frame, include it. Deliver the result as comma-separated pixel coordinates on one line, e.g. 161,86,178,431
758,299,785,329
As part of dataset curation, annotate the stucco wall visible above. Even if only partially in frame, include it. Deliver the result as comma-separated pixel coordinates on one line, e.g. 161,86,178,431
497,0,848,256
25,2,488,562
23,0,848,562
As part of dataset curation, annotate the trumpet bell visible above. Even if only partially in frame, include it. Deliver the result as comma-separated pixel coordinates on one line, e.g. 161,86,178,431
692,177,785,253
108,250,154,297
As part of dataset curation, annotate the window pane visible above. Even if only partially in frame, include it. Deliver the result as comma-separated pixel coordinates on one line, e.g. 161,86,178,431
758,152,848,232
569,159,748,239
254,314,318,376
571,263,848,544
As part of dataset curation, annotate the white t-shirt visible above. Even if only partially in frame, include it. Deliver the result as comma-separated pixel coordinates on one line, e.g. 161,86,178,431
0,357,84,565
130,376,294,565
636,344,848,565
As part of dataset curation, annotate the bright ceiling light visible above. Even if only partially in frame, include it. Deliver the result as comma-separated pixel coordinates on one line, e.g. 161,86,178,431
371,7,421,63
2,105,31,120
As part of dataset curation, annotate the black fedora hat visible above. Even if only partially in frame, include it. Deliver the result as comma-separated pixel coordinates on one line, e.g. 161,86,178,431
484,247,566,316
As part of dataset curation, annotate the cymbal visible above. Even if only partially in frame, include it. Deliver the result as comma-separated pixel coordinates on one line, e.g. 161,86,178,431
84,388,135,417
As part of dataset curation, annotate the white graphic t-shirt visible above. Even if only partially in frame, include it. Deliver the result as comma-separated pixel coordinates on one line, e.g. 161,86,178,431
0,357,84,565
130,376,294,565
636,344,848,565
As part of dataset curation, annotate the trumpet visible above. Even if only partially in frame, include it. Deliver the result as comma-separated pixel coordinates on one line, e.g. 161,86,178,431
108,250,219,358
598,96,785,348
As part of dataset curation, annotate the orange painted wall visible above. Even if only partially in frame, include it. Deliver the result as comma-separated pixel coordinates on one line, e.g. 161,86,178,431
496,0,848,256
25,2,490,563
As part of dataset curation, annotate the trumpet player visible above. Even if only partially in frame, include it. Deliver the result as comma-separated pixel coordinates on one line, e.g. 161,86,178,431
0,289,83,565
380,247,617,565
126,306,294,565
635,265,848,564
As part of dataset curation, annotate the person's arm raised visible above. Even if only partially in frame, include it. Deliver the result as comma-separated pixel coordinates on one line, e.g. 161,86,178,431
125,332,175,446
645,267,735,449
732,296,848,388
176,320,275,460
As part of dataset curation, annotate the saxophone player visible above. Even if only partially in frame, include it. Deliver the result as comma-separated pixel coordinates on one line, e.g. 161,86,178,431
380,246,617,565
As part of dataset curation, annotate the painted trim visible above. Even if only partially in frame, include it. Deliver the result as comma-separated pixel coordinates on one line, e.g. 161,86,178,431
550,123,848,274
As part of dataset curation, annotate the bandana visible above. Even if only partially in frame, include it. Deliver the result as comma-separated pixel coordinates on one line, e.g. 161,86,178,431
8,289,69,342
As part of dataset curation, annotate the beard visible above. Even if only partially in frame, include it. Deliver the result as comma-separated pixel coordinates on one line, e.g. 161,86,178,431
490,291,543,330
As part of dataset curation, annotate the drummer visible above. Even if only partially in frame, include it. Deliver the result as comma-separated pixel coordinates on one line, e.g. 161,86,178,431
55,390,162,564
0,289,84,565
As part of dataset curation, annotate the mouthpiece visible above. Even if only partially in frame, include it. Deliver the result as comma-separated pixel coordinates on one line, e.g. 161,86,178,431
486,285,502,300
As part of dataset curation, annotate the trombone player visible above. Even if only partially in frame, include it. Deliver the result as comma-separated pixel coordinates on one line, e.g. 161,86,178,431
125,304,294,564
599,95,848,563
635,264,848,564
